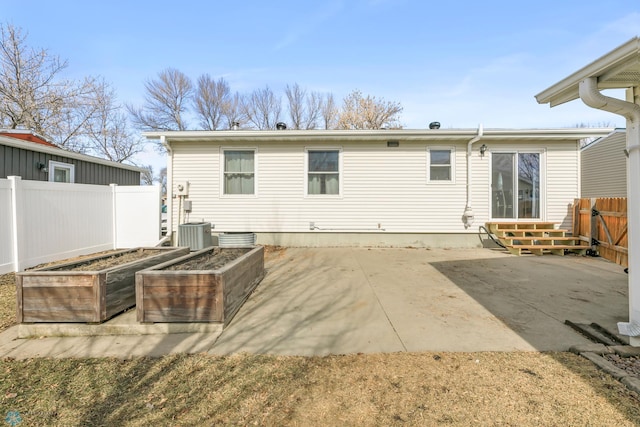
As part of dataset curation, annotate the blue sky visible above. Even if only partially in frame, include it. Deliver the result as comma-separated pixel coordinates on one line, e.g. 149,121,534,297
2,0,640,169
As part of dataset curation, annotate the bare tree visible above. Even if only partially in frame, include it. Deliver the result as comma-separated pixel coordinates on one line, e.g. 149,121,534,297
127,68,193,131
194,74,231,130
320,93,339,130
285,83,304,129
284,83,323,129
49,76,106,153
242,85,282,130
157,167,167,196
140,165,154,185
0,24,99,150
223,92,246,129
83,80,144,162
337,89,402,130
305,91,324,129
0,23,153,167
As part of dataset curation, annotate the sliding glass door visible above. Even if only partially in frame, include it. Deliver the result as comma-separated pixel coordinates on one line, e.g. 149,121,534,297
491,152,540,219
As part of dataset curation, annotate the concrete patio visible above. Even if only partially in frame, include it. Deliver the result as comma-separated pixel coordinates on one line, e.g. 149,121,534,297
0,247,630,358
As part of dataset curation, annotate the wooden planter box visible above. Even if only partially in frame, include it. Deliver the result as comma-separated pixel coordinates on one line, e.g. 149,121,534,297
136,246,265,324
16,247,189,323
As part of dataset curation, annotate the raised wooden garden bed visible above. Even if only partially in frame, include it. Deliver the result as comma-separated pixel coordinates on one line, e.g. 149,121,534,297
16,247,189,323
136,246,265,324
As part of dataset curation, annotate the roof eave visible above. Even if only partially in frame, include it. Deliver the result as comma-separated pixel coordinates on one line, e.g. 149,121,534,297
535,37,640,107
145,128,614,144
0,135,146,173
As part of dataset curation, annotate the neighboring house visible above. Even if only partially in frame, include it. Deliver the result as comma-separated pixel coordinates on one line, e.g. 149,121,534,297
0,130,143,185
581,129,627,198
146,127,613,248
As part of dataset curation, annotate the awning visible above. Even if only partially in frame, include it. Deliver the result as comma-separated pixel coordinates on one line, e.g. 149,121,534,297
535,37,640,107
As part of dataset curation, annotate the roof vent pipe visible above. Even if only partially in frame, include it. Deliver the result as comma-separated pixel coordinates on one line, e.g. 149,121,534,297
231,121,240,130
276,122,287,130
429,121,441,129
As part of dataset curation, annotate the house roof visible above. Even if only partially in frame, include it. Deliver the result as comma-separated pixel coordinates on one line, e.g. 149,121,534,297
0,129,57,147
144,128,614,144
535,37,640,107
581,128,626,151
0,134,145,173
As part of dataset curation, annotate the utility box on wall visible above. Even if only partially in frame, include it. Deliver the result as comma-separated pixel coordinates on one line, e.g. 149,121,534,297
178,222,213,251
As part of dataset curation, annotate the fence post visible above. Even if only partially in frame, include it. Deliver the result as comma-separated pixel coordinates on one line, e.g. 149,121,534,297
8,176,24,272
590,198,598,252
572,199,579,237
110,184,118,249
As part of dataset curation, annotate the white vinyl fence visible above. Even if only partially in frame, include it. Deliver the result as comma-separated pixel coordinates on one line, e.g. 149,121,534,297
0,176,161,273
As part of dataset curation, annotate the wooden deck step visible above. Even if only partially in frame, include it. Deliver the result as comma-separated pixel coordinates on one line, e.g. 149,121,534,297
485,221,585,257
500,237,582,244
506,244,588,256
500,236,581,241
494,229,571,237
487,221,559,231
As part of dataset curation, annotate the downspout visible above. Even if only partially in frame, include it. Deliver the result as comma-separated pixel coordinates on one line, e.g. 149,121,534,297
463,124,484,228
160,135,176,246
579,77,640,345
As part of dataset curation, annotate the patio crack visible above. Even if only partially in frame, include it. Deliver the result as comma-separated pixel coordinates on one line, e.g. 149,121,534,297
351,249,408,352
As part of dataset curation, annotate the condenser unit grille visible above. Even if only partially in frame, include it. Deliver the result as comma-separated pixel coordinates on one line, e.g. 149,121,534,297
178,222,213,251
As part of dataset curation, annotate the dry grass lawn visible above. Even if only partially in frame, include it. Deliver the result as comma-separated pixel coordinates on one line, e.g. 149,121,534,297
0,273,15,332
1,255,640,425
0,352,638,426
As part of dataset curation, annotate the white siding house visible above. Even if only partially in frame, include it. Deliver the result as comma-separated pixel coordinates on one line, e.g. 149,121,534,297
581,129,627,198
147,128,612,248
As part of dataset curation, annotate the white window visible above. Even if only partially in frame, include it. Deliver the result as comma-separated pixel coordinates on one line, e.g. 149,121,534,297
427,148,454,182
307,149,341,195
48,161,75,183
223,149,255,195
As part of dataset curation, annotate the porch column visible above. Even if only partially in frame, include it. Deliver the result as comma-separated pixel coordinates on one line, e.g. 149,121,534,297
626,86,640,346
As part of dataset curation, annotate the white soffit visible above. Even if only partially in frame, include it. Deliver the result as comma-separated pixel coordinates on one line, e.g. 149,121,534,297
536,37,640,107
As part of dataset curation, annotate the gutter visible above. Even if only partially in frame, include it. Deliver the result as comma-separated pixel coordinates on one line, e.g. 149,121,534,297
579,77,640,122
579,77,640,341
143,128,611,143
463,124,484,228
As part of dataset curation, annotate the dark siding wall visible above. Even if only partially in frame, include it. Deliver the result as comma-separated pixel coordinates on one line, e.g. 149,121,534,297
0,145,141,185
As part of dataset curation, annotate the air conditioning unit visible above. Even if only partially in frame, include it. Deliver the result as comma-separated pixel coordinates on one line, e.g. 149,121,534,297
178,222,213,251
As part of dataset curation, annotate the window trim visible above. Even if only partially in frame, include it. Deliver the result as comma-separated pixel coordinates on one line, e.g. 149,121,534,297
304,147,343,197
48,160,75,183
220,147,258,197
426,146,455,184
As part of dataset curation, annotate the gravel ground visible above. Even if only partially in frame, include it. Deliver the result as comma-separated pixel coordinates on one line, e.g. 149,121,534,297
606,354,640,377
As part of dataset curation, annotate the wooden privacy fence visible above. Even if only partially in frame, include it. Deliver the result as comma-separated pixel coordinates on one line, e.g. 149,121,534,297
573,198,628,267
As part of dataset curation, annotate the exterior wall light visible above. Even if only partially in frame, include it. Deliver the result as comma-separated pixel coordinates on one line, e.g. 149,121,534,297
479,144,488,157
